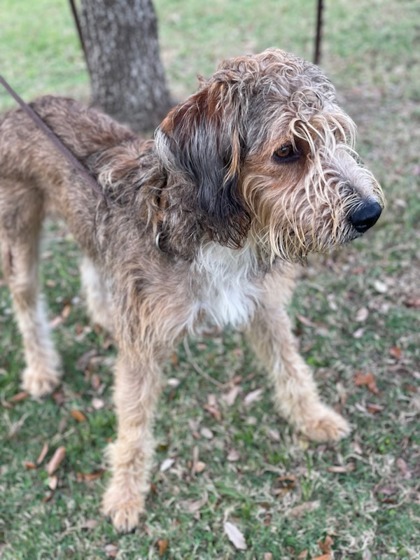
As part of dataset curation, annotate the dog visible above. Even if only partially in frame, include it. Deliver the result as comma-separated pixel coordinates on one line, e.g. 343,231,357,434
0,49,384,531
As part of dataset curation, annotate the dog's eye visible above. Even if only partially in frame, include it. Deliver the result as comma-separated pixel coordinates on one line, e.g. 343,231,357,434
273,143,300,163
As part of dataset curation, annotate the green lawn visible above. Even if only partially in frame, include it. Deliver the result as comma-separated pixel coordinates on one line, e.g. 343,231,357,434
0,0,419,558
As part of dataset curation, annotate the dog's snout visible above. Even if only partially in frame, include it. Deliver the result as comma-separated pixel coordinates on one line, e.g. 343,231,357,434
349,200,382,233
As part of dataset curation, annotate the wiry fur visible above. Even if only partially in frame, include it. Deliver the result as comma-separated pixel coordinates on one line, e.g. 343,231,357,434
0,49,384,532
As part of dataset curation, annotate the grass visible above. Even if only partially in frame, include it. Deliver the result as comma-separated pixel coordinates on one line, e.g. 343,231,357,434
0,0,419,558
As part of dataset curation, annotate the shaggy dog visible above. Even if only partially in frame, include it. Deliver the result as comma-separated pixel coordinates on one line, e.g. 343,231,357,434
0,49,384,531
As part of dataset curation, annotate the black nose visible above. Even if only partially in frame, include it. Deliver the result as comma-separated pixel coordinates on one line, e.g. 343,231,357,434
349,200,382,233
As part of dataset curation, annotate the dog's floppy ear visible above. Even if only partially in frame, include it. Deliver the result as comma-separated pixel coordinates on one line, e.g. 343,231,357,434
156,82,250,248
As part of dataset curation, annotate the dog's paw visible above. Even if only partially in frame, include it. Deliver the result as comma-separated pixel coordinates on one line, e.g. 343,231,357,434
102,487,144,533
22,367,60,398
298,404,350,442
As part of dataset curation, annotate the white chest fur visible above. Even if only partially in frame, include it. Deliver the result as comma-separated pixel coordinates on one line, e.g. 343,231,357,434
191,243,261,329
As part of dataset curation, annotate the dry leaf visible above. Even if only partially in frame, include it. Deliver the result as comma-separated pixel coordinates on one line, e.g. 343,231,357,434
264,554,274,560
318,535,334,554
404,297,420,309
104,544,119,558
289,501,320,518
396,457,411,478
296,314,317,328
193,461,206,474
9,391,29,403
244,388,263,406
160,458,175,472
23,461,36,470
227,449,240,462
200,427,213,439
48,475,58,490
71,409,87,422
81,519,98,530
389,346,402,360
327,463,355,473
203,402,222,422
354,372,379,395
61,303,72,319
373,280,387,293
157,539,169,556
366,403,384,414
222,385,240,406
76,469,105,482
91,398,105,410
313,555,331,560
353,327,365,339
355,307,369,322
224,521,247,550
36,443,49,466
46,446,66,475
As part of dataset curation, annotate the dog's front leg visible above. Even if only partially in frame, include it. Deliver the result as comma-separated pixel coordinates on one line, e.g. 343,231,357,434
246,275,350,442
102,348,162,532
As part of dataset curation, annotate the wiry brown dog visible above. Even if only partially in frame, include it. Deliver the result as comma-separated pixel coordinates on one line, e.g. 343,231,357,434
0,49,384,531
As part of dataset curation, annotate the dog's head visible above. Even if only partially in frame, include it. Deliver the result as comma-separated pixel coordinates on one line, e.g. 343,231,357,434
155,49,384,261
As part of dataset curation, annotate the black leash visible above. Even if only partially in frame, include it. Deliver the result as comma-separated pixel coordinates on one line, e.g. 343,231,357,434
0,75,106,202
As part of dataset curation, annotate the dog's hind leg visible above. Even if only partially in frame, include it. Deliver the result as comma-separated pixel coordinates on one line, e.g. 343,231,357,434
80,256,114,333
0,181,61,397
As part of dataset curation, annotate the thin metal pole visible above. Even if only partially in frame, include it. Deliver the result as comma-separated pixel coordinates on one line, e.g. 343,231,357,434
314,0,324,65
68,0,88,63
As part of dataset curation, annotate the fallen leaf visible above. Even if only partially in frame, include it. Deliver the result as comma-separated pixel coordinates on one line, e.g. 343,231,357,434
157,539,169,556
71,409,87,422
81,519,98,530
244,388,263,406
396,457,411,479
104,544,119,558
48,475,58,490
296,314,317,327
354,372,379,395
373,280,388,294
313,555,331,560
267,428,281,442
91,398,105,410
200,427,213,439
297,551,308,560
180,492,208,514
50,315,63,328
327,463,356,473
224,521,247,551
193,461,206,474
160,458,175,472
227,449,240,462
222,385,240,406
9,391,29,403
404,297,420,309
61,303,72,319
23,461,36,470
76,469,105,482
36,443,49,466
355,307,369,322
264,554,274,560
318,535,334,554
289,501,320,518
203,403,222,422
353,327,365,339
46,446,66,475
366,403,384,414
389,346,402,360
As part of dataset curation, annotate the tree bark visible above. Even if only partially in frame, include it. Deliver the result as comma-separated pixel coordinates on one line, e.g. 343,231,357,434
80,0,172,133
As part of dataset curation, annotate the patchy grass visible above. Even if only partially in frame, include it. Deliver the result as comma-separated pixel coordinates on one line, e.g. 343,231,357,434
0,0,419,558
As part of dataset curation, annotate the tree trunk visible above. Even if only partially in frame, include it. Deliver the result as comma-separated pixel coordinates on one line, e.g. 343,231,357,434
79,0,172,133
